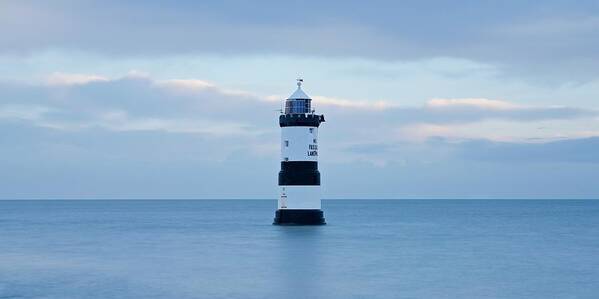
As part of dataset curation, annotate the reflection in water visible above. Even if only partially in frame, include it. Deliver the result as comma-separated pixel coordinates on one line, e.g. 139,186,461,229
274,226,326,298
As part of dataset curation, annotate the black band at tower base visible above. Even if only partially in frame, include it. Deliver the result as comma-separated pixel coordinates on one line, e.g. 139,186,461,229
273,209,326,225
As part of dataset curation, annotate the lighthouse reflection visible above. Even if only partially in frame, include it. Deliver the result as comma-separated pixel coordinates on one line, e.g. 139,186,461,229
273,226,327,298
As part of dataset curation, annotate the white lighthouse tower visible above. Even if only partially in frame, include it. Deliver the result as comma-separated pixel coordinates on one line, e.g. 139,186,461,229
273,79,326,225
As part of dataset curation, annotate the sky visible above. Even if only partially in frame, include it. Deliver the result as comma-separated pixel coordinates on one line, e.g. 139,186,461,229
1,0,598,199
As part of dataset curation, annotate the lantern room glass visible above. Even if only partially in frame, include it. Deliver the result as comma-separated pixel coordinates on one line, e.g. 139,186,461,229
285,99,312,114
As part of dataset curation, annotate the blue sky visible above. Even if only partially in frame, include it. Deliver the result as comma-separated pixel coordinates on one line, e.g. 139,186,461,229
1,0,598,199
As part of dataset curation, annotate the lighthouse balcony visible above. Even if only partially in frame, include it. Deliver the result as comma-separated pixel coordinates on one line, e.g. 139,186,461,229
279,113,325,127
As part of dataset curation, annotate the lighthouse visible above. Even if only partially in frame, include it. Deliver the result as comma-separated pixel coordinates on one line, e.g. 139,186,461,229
274,79,326,225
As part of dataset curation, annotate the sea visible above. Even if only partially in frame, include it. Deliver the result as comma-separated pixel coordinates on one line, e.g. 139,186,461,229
1,200,598,299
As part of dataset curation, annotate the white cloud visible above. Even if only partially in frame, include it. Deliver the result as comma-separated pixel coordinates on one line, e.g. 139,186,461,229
157,79,215,91
312,95,398,110
426,98,521,110
46,72,109,86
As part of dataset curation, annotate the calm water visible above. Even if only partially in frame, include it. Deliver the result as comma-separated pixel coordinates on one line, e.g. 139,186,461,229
1,200,598,299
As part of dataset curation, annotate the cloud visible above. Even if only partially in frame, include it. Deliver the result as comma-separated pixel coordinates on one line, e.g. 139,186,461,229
426,98,520,110
0,104,53,121
414,99,594,124
157,79,256,98
1,1,598,80
157,79,215,91
312,95,399,110
40,111,256,136
398,123,457,142
493,15,599,38
456,137,599,164
321,97,597,146
1,72,599,198
343,136,599,165
1,73,596,143
0,74,280,139
46,72,109,86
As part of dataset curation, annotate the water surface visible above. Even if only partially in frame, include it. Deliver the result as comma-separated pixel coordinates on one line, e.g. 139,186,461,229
1,200,598,298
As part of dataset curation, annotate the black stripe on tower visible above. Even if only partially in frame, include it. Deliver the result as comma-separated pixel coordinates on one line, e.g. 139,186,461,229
279,114,325,127
279,161,320,185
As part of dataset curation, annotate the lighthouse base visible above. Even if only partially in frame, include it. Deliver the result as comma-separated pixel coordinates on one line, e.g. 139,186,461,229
273,209,326,225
